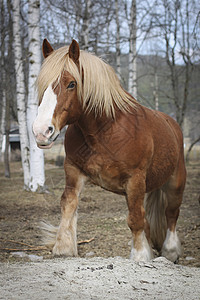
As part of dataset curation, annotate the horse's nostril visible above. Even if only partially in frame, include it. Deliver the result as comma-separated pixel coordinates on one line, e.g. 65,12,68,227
45,125,54,137
48,126,54,134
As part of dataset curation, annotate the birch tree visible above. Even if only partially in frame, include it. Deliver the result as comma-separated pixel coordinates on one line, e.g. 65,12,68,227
128,0,137,99
0,95,6,161
4,80,10,178
153,72,159,111
152,0,198,128
81,0,91,50
27,0,45,192
1,2,10,176
12,0,30,189
115,0,121,78
0,0,6,161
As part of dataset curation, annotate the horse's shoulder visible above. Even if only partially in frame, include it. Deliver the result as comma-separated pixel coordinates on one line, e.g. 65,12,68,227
64,124,85,154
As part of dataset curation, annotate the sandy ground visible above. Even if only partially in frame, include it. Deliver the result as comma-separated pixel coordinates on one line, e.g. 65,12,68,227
0,256,200,300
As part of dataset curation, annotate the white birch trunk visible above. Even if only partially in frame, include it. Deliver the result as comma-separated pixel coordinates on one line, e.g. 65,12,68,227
13,0,30,189
106,17,110,54
82,0,91,50
0,0,6,161
115,0,121,79
27,0,45,192
128,0,137,99
0,90,6,161
153,72,159,111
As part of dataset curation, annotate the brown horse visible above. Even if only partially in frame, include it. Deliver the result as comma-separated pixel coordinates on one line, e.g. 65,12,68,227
33,39,186,262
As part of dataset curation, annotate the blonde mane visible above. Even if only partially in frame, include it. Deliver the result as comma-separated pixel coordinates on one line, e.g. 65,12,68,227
37,45,137,118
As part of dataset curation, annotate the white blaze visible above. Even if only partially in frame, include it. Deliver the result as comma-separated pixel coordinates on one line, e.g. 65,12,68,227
33,84,57,133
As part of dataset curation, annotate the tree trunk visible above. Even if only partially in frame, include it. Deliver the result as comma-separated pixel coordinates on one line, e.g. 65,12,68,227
115,0,121,78
0,0,6,162
0,92,6,161
153,72,159,111
162,0,192,129
13,0,30,189
4,88,10,178
27,0,45,192
1,0,11,176
81,0,91,50
128,0,137,99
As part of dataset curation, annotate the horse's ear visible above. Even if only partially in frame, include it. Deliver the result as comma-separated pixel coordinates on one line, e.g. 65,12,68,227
42,39,54,58
69,39,80,63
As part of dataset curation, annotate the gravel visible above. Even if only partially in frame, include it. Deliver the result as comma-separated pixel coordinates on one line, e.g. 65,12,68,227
0,256,200,300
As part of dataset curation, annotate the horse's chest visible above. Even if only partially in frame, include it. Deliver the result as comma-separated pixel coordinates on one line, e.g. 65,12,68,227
82,156,125,194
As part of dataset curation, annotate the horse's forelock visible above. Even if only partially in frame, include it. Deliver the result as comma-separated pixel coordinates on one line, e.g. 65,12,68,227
37,45,137,117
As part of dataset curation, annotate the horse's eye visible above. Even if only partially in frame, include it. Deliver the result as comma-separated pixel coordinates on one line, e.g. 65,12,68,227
67,81,76,89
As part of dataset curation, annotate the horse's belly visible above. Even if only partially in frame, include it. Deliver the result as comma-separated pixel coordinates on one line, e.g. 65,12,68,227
91,174,125,195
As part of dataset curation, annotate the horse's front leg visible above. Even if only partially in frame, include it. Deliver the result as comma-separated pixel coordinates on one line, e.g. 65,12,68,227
126,171,153,262
53,161,85,256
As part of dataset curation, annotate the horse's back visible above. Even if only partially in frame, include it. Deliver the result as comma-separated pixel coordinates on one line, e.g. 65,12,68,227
157,111,184,147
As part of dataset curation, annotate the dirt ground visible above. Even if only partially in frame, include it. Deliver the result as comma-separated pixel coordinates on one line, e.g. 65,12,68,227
1,257,200,300
0,161,199,267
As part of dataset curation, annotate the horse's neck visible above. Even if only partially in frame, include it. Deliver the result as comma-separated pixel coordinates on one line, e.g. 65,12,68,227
77,111,114,140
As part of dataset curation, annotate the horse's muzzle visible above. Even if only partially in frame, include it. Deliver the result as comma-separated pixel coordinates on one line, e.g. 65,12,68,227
36,133,59,149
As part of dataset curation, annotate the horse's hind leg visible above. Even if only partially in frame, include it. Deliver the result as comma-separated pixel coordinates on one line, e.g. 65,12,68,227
52,160,85,256
161,160,186,262
161,192,182,262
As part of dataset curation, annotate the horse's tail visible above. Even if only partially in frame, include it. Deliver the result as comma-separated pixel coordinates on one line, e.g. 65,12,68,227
39,221,58,247
144,189,168,251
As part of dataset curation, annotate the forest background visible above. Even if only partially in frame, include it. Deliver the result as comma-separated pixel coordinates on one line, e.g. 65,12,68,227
0,0,199,191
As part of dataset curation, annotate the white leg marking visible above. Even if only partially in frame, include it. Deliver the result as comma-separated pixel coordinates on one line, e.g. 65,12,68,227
162,229,181,262
53,212,78,257
130,231,154,262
